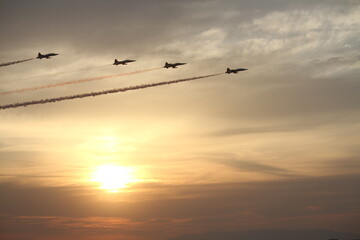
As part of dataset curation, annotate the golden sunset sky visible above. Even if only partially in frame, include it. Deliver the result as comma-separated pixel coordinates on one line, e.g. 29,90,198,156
0,0,359,239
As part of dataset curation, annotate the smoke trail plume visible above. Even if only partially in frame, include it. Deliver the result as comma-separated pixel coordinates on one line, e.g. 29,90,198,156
24,63,112,81
0,73,222,110
0,67,162,95
0,58,35,67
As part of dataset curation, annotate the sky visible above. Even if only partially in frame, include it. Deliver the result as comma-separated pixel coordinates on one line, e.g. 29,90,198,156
0,0,360,239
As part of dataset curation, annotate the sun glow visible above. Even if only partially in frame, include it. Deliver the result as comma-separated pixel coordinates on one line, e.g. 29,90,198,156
92,165,135,192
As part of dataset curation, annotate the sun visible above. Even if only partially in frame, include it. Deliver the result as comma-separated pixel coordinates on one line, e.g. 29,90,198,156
92,165,135,192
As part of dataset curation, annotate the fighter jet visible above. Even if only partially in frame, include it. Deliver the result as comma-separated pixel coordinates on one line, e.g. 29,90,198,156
37,52,59,59
113,59,136,65
164,62,186,69
226,67,248,74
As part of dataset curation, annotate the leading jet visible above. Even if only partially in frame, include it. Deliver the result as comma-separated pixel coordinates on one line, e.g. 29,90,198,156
226,67,248,74
164,62,186,69
113,59,136,65
37,52,59,59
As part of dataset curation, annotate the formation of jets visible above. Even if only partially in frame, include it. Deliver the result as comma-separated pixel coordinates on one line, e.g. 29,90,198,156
35,52,248,73
113,59,136,65
37,52,59,59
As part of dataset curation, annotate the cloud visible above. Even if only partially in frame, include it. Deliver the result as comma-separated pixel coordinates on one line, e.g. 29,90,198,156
156,28,228,61
170,229,360,240
0,174,359,218
214,159,296,177
235,4,360,59
0,174,359,238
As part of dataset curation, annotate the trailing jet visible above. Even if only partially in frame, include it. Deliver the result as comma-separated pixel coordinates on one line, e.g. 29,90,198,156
113,59,136,65
164,62,186,69
226,67,248,74
37,52,59,59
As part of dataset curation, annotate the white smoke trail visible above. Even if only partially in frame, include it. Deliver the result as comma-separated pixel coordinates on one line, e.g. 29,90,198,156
0,67,162,95
0,58,35,67
0,73,222,110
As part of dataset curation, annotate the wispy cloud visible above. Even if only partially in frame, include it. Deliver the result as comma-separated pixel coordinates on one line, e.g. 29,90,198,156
0,174,359,238
215,159,296,177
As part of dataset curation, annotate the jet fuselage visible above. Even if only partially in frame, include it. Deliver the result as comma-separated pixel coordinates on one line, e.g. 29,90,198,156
37,53,59,59
226,68,248,74
164,62,186,68
113,59,136,65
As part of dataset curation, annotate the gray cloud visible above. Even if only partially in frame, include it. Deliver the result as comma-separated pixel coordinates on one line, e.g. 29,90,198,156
214,159,296,177
211,124,317,137
171,230,360,240
0,174,359,220
0,174,359,239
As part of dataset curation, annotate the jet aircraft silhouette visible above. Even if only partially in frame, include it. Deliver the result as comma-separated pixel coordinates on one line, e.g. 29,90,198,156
164,62,186,68
113,59,136,65
226,67,247,74
37,52,59,59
